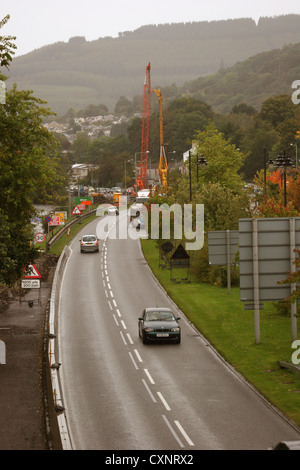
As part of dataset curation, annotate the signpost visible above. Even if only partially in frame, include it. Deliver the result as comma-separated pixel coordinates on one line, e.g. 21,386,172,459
48,216,60,226
24,264,41,279
21,264,42,306
239,217,300,343
21,279,40,289
72,206,81,216
35,232,45,243
75,197,91,206
208,230,239,294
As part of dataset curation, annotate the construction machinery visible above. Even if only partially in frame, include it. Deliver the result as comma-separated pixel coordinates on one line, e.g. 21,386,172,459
136,63,151,191
153,88,168,188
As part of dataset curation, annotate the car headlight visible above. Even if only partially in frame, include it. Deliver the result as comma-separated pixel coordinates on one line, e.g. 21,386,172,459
144,328,154,332
171,327,180,332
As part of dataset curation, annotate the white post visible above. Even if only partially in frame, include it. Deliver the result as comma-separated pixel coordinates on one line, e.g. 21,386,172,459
252,218,260,344
290,218,298,342
226,230,231,295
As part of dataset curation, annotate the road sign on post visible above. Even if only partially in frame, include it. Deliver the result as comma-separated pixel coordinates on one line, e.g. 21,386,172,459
72,206,81,215
75,197,91,206
23,264,41,279
239,217,300,343
35,232,45,243
21,279,41,289
48,216,60,226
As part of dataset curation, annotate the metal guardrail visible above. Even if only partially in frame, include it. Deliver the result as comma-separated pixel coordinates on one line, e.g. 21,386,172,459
46,209,97,251
48,246,73,450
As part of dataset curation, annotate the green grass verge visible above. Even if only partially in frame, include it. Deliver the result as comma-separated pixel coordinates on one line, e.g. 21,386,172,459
141,238,300,428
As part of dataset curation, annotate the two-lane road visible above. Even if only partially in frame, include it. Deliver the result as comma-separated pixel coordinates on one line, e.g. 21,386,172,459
58,212,300,449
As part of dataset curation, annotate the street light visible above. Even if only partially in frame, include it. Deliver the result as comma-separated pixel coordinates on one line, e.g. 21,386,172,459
263,148,274,190
197,156,208,189
290,142,298,171
274,149,294,206
124,159,133,191
188,151,208,201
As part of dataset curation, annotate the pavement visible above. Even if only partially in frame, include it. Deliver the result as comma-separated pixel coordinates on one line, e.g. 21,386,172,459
0,255,57,450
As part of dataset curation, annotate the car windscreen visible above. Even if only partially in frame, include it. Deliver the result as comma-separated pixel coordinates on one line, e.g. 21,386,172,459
145,311,175,321
82,236,96,241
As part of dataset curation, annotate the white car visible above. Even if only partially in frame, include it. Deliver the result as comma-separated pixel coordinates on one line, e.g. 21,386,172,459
108,206,119,216
80,234,99,253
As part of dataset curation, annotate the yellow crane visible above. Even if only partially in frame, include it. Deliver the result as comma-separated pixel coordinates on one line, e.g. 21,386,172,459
153,88,168,188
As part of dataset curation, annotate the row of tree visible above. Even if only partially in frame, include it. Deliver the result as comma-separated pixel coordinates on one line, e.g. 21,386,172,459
68,91,300,185
0,16,68,285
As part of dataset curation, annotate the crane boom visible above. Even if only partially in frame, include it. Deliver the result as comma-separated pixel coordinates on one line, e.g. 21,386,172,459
153,88,168,188
137,63,151,190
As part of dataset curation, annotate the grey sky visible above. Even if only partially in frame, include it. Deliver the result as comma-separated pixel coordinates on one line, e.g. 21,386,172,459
1,0,300,56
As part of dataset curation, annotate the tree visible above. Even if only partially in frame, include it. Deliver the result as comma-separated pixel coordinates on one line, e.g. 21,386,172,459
279,249,300,305
195,182,250,231
240,119,278,180
175,121,250,230
259,95,295,129
0,22,63,285
191,121,246,194
287,173,300,211
114,96,133,115
256,196,299,218
0,15,16,74
71,132,90,161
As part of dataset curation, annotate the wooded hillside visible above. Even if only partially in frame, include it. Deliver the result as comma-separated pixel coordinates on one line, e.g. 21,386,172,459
6,15,300,114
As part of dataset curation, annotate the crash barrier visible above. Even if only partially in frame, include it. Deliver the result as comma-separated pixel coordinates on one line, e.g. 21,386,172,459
47,210,97,251
48,245,73,450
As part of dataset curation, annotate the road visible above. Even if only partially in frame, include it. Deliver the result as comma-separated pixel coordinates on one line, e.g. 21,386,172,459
58,211,300,450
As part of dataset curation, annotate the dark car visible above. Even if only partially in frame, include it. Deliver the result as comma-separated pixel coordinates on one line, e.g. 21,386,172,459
80,234,99,253
138,307,181,344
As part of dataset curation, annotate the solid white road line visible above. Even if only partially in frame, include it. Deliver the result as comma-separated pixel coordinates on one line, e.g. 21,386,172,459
128,352,139,370
157,392,171,411
134,349,143,363
126,333,134,344
142,379,157,403
144,369,155,385
174,420,194,446
120,331,127,346
162,415,184,448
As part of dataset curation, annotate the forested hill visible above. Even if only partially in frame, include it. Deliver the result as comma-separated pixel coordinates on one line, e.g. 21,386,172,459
7,14,300,115
184,41,300,113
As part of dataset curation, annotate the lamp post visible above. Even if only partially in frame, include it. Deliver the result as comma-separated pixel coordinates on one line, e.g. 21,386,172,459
263,148,274,192
274,149,294,206
124,159,133,192
290,142,298,171
197,155,208,189
188,151,207,201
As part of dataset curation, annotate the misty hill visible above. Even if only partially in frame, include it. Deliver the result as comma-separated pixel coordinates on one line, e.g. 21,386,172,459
184,41,300,113
7,14,300,115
